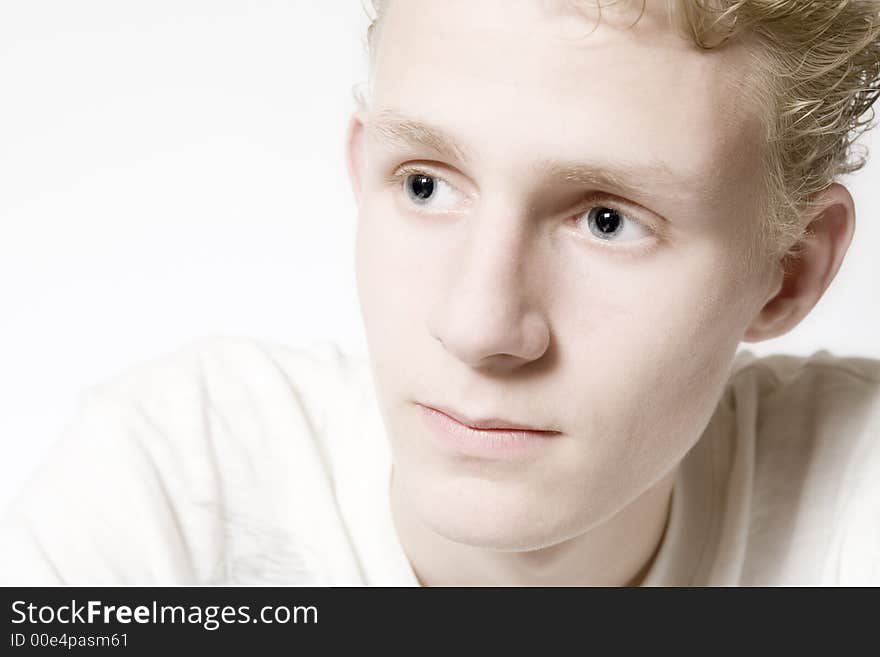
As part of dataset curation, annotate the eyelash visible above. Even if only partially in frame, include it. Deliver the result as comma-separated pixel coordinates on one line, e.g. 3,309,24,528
387,165,661,257
387,165,460,213
570,192,662,258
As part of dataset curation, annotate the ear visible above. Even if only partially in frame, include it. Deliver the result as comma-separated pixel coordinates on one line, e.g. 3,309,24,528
743,183,856,343
345,110,369,205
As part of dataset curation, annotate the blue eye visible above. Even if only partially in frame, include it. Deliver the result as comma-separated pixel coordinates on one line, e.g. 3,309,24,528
398,169,465,211
589,207,623,238
579,205,652,242
405,174,436,204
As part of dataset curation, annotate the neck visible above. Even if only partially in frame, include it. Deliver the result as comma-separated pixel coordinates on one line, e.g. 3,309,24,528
390,465,676,587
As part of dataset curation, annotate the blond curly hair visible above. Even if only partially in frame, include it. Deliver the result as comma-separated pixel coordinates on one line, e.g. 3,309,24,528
363,1,880,264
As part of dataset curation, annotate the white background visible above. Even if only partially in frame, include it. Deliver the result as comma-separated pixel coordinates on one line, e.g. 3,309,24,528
1,0,878,512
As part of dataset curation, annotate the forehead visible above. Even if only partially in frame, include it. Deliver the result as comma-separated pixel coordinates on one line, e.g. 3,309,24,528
370,0,762,206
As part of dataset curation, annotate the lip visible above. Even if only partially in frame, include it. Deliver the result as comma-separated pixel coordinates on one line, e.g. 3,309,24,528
416,403,561,459
422,403,559,432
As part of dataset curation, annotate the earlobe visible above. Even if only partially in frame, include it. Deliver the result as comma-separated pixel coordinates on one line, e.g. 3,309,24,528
345,111,368,204
742,183,856,343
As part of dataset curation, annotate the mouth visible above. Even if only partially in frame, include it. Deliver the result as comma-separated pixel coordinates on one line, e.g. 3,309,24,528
415,403,562,459
419,403,561,433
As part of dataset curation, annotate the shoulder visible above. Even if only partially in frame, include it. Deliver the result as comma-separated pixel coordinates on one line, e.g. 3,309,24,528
83,334,371,443
726,347,880,462
89,333,366,406
729,348,880,394
727,349,880,584
82,332,376,485
0,335,374,584
726,348,880,438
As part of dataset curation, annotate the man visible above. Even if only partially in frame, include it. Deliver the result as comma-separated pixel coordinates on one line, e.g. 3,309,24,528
1,0,879,585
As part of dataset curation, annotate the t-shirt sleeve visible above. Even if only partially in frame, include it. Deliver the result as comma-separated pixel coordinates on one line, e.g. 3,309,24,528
0,336,363,586
732,350,880,585
0,385,223,585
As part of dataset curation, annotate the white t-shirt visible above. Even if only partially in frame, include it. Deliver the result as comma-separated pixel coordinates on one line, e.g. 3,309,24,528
1,335,878,586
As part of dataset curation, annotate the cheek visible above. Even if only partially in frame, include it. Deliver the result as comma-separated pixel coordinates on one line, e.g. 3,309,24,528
355,195,455,326
557,235,754,364
356,206,399,348
354,200,440,382
551,243,755,467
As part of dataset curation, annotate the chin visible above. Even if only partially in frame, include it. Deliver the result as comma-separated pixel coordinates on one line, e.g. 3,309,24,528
401,468,589,552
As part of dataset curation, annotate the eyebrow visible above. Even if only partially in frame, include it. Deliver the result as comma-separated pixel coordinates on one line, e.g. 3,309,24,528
531,156,683,202
368,109,690,202
369,109,474,165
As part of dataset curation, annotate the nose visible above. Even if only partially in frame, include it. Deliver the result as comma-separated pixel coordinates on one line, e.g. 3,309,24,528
426,207,551,371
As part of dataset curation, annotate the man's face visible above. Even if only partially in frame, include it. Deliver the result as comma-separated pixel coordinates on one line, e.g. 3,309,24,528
350,0,776,550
